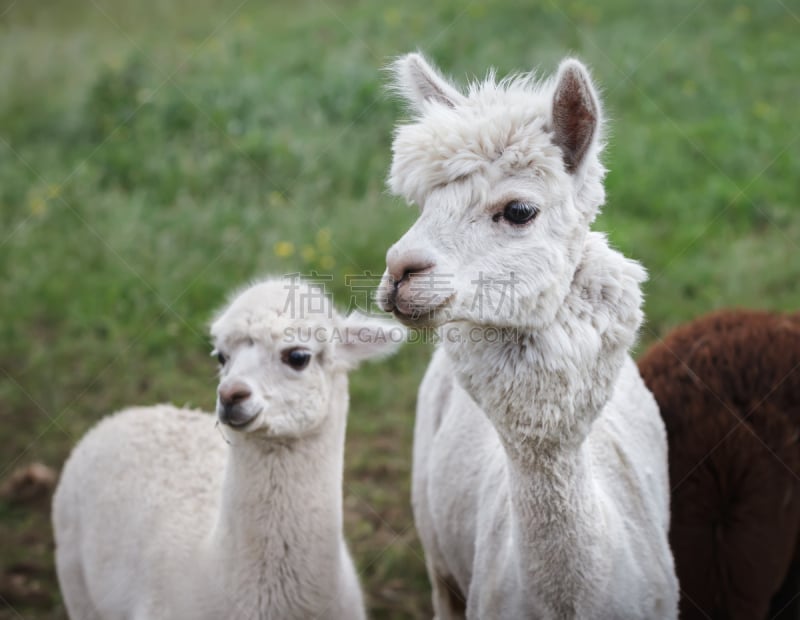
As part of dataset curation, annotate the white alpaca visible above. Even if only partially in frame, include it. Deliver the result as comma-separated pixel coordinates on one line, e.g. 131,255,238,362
378,54,679,619
53,277,405,620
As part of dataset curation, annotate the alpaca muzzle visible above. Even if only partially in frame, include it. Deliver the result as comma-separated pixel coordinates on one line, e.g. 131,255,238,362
217,382,258,428
218,402,259,428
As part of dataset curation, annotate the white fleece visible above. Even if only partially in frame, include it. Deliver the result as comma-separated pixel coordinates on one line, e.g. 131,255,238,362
379,54,679,619
53,278,404,620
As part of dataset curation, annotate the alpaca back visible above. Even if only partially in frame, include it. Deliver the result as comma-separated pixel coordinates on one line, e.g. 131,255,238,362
53,405,226,618
638,310,800,619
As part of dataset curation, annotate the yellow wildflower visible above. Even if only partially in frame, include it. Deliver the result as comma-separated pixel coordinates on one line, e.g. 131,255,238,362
384,8,401,25
732,5,750,23
753,101,773,120
269,191,285,207
301,245,316,263
315,228,332,251
273,241,295,258
27,187,47,217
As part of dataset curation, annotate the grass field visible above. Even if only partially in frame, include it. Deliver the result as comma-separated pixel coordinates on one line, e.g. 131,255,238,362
0,0,798,617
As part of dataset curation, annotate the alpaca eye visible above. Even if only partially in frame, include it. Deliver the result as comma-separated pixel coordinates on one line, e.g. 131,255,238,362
281,348,312,371
214,351,228,366
497,200,539,225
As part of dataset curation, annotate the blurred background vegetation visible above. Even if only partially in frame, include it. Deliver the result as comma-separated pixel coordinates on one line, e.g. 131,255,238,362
0,0,797,617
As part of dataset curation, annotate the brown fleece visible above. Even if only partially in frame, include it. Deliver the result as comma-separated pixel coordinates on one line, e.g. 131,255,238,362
638,310,800,620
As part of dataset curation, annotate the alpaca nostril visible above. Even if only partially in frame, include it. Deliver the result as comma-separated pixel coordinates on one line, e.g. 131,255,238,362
219,385,251,407
395,263,435,286
229,389,251,405
386,247,437,284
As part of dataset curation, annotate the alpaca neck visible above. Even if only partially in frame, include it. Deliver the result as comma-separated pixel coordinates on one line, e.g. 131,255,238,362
505,445,605,617
442,233,643,612
443,232,641,453
444,322,607,596
206,375,348,615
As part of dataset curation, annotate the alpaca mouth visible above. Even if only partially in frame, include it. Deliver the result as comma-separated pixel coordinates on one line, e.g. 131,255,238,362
377,277,454,326
389,295,454,327
218,407,261,430
392,307,437,327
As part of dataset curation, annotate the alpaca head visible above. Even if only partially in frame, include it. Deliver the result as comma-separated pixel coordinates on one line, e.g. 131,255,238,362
210,277,404,438
378,54,607,330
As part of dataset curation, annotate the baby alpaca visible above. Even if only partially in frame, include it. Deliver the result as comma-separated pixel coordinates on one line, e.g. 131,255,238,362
53,277,404,620
638,309,800,620
378,54,678,618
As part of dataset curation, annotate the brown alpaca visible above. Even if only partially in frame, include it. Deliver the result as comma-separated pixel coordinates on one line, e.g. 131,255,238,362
638,309,800,620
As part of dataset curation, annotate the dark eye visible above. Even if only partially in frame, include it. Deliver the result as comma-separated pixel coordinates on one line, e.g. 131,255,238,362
494,200,539,225
214,351,228,366
281,348,312,371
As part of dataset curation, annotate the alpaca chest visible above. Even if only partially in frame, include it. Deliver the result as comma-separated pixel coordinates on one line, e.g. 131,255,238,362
425,385,512,586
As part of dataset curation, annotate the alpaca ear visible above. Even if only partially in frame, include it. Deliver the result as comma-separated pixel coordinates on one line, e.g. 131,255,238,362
392,53,464,111
550,59,601,174
337,313,407,367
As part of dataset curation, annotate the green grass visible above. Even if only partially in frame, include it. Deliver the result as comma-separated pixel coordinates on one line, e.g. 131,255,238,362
0,0,797,617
